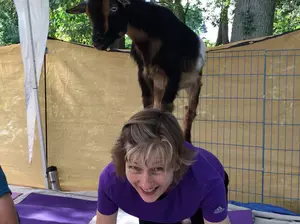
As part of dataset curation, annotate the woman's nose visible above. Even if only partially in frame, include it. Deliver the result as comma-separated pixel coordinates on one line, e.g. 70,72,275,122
139,172,153,188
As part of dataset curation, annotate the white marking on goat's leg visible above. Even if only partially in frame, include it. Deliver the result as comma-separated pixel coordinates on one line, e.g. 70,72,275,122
153,88,164,109
141,77,154,108
184,73,203,143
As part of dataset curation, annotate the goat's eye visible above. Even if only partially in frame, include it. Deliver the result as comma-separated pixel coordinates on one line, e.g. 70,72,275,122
110,6,118,12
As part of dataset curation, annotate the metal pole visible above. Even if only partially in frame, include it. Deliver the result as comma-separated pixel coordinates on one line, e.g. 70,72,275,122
26,0,49,189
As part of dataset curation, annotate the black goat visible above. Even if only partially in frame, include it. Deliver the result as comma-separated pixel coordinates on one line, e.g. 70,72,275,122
66,0,206,143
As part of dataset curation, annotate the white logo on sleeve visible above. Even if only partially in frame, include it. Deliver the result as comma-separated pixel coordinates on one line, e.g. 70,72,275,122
213,206,225,214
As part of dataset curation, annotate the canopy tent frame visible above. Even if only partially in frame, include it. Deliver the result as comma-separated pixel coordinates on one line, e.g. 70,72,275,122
13,0,50,189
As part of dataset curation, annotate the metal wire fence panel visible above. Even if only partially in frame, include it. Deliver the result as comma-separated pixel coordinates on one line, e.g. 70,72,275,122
174,49,300,213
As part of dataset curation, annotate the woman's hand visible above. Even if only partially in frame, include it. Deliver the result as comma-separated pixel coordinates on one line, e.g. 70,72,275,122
180,216,231,224
0,193,19,224
204,216,231,224
96,210,118,224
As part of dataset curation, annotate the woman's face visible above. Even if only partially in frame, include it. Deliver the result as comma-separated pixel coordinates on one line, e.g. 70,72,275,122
125,158,174,203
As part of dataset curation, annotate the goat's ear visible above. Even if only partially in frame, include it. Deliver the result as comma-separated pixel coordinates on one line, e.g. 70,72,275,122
66,2,87,14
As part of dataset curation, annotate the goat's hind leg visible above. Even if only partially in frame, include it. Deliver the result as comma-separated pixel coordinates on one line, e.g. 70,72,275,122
184,71,203,143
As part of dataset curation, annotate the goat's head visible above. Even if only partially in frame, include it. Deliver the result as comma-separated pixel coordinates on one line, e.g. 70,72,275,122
66,0,130,50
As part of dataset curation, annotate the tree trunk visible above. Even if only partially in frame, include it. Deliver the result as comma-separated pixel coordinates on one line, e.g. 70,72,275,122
216,2,230,46
231,0,276,42
216,22,229,46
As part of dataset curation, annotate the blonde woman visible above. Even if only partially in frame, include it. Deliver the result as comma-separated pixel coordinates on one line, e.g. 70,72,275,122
96,108,230,224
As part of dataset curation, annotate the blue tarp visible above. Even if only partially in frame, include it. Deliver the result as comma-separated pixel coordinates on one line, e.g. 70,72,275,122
229,200,300,216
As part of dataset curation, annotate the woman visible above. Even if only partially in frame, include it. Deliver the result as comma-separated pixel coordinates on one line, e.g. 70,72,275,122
0,166,19,224
96,108,230,224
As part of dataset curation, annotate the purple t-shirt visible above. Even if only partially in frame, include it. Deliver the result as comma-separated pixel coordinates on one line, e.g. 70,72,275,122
97,142,228,223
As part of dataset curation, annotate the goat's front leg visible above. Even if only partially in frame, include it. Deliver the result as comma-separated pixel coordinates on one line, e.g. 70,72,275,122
183,71,203,143
159,68,181,112
138,67,154,108
131,43,154,108
152,68,167,110
151,66,180,112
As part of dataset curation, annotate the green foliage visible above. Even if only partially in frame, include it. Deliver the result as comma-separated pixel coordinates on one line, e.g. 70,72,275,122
203,38,215,47
273,0,300,34
184,0,206,35
0,0,19,45
202,0,233,27
1,0,299,47
0,0,204,47
125,36,132,49
49,0,93,45
159,0,206,35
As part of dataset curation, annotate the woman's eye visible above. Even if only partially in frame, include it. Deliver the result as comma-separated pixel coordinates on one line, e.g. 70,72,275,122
153,167,164,172
129,166,140,171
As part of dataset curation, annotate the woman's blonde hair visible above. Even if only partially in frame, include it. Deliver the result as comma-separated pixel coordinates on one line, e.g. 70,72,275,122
111,108,198,184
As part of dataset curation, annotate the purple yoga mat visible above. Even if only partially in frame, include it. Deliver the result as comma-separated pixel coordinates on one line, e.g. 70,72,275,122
11,192,22,200
16,193,97,224
228,210,253,224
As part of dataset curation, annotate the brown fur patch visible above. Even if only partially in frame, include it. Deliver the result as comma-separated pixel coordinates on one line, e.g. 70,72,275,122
179,71,200,89
153,85,165,109
86,6,90,16
152,69,168,109
142,96,153,108
102,0,109,32
178,57,202,90
131,35,163,85
149,39,162,60
126,26,166,111
127,23,162,69
183,74,202,142
143,66,165,86
134,38,162,79
127,24,148,42
85,5,94,26
185,75,202,113
182,58,197,72
152,67,167,90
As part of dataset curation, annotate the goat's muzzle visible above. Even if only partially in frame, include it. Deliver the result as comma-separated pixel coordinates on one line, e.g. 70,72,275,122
93,31,124,50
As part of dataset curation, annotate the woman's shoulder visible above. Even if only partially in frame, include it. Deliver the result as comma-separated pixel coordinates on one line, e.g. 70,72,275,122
184,142,226,183
97,162,133,207
98,162,127,191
